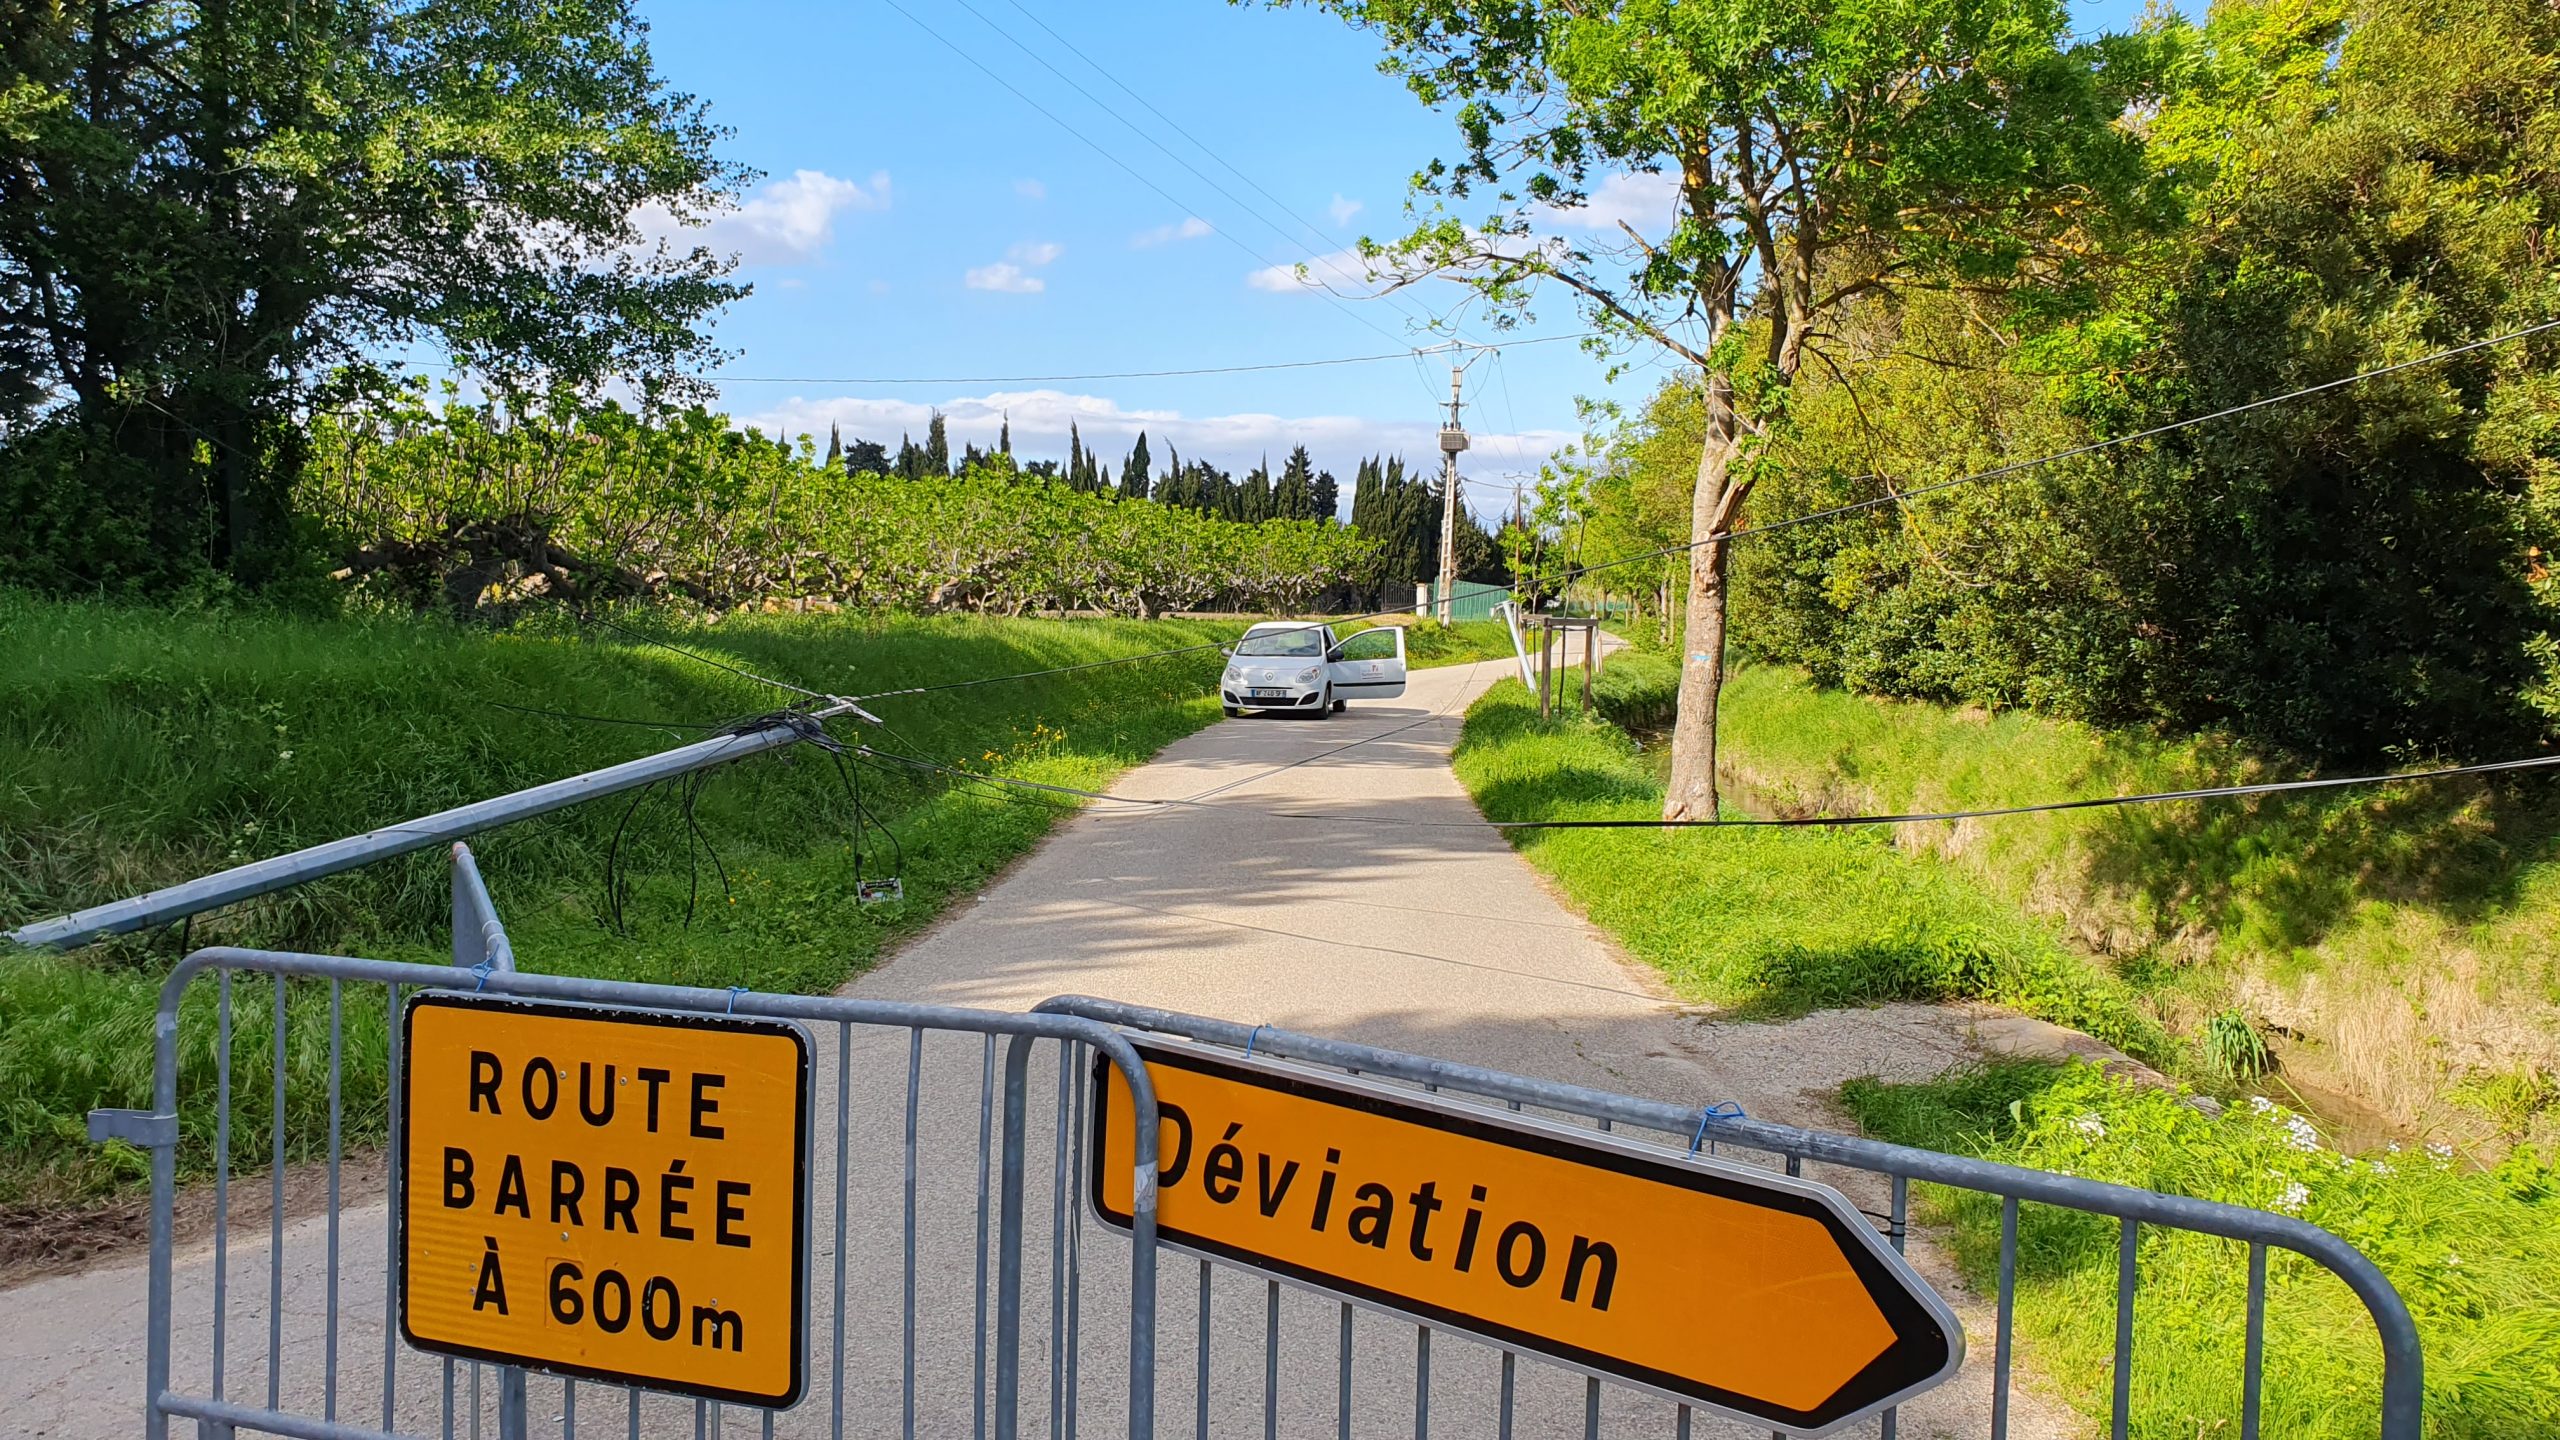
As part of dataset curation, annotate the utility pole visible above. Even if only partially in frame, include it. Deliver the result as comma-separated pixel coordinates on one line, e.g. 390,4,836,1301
1436,362,1468,624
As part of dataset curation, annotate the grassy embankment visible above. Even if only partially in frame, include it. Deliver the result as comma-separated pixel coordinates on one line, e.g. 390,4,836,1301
1718,665,2560,1142
0,596,1499,1211
1451,651,2161,1053
1452,651,2560,1438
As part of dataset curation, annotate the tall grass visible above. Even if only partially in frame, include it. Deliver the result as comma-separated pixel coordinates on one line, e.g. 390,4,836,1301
1845,1062,2560,1439
0,594,1246,1203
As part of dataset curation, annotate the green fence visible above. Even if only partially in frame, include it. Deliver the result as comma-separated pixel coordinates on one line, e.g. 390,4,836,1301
1417,581,1512,622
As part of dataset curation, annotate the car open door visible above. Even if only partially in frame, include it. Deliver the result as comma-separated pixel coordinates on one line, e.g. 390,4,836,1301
1329,625,1408,702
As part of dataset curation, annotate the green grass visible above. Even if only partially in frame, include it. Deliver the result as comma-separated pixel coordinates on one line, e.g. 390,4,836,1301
0,594,1265,1206
1845,1061,2560,1439
1717,664,2560,1136
1449,655,2160,1055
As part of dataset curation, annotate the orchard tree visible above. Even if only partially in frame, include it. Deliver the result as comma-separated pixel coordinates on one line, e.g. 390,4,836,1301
1308,0,2165,819
0,0,748,589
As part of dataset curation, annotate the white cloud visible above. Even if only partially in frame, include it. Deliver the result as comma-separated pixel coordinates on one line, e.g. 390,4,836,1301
1014,178,1047,200
631,168,889,266
1246,244,1389,296
1328,194,1363,227
963,263,1043,294
1537,169,1680,241
742,388,1573,511
965,241,1063,294
1132,216,1215,248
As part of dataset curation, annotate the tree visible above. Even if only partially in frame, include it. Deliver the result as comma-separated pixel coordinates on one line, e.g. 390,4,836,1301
1119,431,1152,500
1312,466,1341,524
998,415,1012,456
843,437,890,476
1273,445,1317,520
894,434,926,480
0,0,746,590
924,412,951,478
1321,0,2165,819
825,423,843,470
1068,422,1086,490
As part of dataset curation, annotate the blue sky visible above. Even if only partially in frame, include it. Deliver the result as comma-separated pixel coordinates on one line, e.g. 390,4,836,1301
625,0,2160,517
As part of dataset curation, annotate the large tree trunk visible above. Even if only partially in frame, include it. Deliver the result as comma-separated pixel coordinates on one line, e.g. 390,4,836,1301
1662,373,1745,822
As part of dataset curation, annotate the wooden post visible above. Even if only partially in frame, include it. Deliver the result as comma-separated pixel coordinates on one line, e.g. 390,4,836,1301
1566,614,1587,707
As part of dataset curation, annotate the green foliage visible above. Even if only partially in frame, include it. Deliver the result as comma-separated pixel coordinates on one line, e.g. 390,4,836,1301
1643,0,2560,762
301,390,1379,617
0,594,1251,1203
2204,1008,2273,1080
1845,1061,2560,1439
1449,658,2161,1056
0,0,745,590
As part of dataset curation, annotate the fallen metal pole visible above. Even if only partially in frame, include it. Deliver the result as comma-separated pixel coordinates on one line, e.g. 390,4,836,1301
8,701,865,952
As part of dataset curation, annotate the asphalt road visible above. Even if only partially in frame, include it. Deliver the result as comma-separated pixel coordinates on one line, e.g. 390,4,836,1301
5,654,2066,1439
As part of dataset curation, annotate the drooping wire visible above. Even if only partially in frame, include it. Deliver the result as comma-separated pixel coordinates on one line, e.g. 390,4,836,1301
583,611,829,703
853,742,2560,831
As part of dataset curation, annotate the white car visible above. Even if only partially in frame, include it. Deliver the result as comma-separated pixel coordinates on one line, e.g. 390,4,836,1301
1219,621,1409,717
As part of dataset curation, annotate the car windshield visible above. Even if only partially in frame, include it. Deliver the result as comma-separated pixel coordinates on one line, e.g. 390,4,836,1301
1234,628,1325,658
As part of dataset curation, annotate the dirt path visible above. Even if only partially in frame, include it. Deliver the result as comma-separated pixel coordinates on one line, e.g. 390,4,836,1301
7,656,2074,1438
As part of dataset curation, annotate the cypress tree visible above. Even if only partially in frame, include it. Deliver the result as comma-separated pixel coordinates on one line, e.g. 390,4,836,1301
895,433,925,480
1119,431,1152,501
998,415,1012,456
825,422,842,470
1241,458,1273,522
1068,422,1084,490
1273,445,1315,520
924,411,951,477
1312,466,1340,523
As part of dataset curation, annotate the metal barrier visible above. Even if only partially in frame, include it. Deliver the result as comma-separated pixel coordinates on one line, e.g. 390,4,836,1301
1029,997,2424,1440
86,848,2421,1440
88,845,1162,1440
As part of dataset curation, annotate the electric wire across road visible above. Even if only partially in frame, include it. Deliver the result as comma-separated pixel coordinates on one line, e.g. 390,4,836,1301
850,738,2560,831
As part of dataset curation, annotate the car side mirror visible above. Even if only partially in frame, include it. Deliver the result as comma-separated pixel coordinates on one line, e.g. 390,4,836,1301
1219,646,1235,658
1326,646,1344,662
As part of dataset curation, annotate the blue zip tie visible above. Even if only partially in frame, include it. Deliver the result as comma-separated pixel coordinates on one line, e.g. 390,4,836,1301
1242,1024,1269,1058
1689,1100,1745,1156
726,986,748,1015
469,960,494,994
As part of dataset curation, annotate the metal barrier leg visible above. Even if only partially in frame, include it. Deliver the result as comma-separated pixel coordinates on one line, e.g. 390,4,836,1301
498,1367,528,1440
996,1038,1036,1440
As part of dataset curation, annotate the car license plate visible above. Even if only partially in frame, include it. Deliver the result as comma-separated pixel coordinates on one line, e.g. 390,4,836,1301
1248,689,1291,700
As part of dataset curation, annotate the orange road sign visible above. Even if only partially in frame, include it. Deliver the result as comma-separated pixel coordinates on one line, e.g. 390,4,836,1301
1090,1039,1961,1436
399,995,812,1409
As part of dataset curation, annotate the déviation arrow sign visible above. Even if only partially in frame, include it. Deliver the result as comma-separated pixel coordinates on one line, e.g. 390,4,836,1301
1089,1039,1961,1436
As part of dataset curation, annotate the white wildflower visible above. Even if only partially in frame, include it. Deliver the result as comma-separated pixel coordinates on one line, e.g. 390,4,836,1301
2369,1159,2394,1176
2248,1096,2279,1116
2387,1141,2403,1154
2071,1113,2108,1140
2274,1182,2309,1214
2427,1142,2454,1166
2283,1115,2322,1152
2443,1251,2461,1268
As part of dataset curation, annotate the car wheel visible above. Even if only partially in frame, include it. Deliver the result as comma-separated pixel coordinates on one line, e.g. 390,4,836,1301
1223,705,1242,718
1332,697,1347,713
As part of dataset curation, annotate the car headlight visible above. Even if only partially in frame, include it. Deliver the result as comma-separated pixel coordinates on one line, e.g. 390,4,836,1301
1222,666,1241,683
1296,666,1322,684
